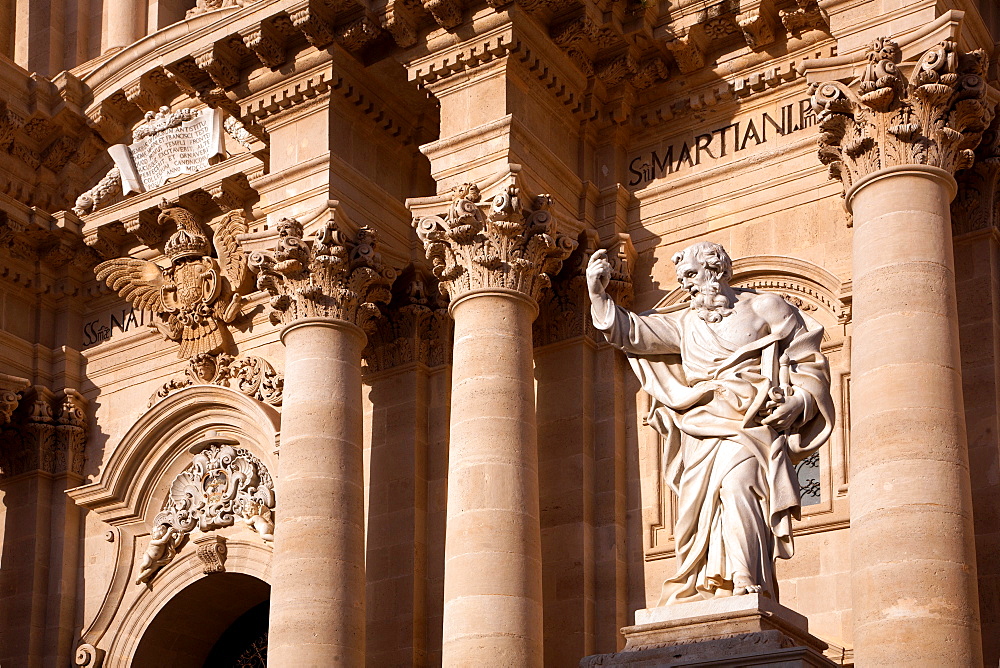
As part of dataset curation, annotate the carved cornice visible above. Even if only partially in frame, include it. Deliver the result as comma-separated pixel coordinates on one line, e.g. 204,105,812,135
249,204,396,331
412,174,578,305
363,265,452,374
809,37,995,195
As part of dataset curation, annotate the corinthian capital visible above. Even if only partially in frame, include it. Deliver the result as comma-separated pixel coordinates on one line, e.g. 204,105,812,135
249,212,396,331
809,37,994,193
412,181,578,304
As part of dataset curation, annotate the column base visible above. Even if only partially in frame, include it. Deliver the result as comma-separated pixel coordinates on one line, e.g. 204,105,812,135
580,595,837,667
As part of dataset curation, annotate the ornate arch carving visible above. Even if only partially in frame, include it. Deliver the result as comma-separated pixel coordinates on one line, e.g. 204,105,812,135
68,385,279,668
76,540,273,668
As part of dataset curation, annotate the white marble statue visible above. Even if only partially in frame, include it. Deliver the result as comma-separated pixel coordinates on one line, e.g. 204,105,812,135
587,241,834,604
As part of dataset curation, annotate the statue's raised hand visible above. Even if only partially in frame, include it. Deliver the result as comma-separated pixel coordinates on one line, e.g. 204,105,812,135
587,249,612,302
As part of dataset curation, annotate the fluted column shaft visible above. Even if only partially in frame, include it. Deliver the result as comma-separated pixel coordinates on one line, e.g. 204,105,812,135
268,318,367,666
847,166,981,665
443,289,543,665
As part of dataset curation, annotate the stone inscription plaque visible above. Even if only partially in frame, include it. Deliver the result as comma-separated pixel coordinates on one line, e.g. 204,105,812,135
109,108,224,194
131,109,222,190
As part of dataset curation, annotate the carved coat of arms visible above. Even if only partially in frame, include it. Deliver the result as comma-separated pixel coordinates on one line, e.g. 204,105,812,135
95,203,249,358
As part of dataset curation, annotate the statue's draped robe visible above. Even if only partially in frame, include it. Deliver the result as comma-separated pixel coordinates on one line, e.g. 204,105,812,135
593,294,833,602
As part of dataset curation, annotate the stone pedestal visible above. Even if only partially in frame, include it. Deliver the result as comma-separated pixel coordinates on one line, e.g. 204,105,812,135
580,596,836,667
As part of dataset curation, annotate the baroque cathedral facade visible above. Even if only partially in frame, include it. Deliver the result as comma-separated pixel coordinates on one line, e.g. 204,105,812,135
0,0,998,665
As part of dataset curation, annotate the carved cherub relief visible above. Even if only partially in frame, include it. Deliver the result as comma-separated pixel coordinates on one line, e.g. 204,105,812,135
95,202,250,358
135,523,185,585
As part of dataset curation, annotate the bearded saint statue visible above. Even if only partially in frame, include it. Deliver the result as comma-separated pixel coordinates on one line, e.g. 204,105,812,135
587,241,834,604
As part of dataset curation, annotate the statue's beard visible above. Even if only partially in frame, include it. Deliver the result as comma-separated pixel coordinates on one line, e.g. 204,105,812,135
688,280,732,323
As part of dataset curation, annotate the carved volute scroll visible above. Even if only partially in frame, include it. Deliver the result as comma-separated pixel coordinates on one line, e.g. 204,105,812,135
94,203,251,358
809,38,995,193
249,214,396,331
412,181,578,305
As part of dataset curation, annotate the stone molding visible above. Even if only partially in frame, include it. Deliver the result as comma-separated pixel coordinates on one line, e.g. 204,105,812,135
249,203,396,331
194,535,228,574
808,36,995,196
94,204,251,358
411,172,578,306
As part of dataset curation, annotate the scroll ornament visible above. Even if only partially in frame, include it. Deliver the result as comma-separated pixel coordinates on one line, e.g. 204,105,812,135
136,441,275,584
809,37,994,193
148,352,283,407
95,203,249,358
412,183,578,303
249,216,396,330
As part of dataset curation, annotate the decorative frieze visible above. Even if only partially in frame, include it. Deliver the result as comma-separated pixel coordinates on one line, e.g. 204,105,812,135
95,205,250,358
249,210,396,330
809,38,994,194
412,180,578,305
148,352,283,407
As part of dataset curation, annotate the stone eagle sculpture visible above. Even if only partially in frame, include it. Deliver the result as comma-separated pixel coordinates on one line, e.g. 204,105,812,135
95,202,249,358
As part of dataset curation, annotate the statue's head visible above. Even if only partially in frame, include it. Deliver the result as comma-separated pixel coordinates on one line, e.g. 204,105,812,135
672,242,733,323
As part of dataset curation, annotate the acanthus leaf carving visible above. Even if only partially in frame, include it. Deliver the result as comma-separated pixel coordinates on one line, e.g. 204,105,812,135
94,205,250,359
412,179,578,305
249,208,396,331
810,37,995,194
363,265,452,373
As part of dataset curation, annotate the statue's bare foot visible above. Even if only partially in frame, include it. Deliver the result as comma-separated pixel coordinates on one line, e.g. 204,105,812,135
733,574,762,595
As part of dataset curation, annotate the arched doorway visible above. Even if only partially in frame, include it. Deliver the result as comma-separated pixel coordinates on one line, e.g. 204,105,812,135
132,573,269,667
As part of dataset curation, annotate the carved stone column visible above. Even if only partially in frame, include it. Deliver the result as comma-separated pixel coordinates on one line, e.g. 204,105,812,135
809,38,995,666
412,177,576,667
250,212,395,667
104,0,143,52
